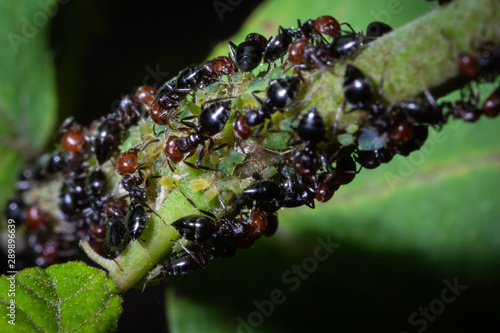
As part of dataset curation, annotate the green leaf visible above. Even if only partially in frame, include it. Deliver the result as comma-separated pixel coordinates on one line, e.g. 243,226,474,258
0,262,122,333
0,0,58,215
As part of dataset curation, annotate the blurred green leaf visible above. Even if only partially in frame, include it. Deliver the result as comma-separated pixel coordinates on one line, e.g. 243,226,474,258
0,262,122,333
168,0,500,332
0,0,58,214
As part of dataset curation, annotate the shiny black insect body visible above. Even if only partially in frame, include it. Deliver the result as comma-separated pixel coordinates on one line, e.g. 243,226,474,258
105,221,129,253
291,106,326,177
176,65,204,90
242,179,315,210
399,98,445,126
155,79,187,112
394,125,429,156
366,21,393,39
161,247,210,276
175,100,232,167
170,184,269,268
93,94,143,165
334,155,358,185
85,170,108,199
263,26,294,64
229,33,268,72
328,33,365,59
171,215,218,243
244,75,301,133
278,179,316,209
94,121,121,165
125,204,148,240
154,65,205,122
202,56,238,86
242,181,281,202
343,64,376,111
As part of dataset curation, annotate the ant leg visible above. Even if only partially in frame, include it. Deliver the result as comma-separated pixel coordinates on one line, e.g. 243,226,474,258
310,54,329,69
228,41,238,65
214,182,228,214
184,161,224,173
330,108,341,141
104,247,125,273
55,116,74,136
135,200,168,227
140,139,160,152
173,182,217,220
252,123,265,137
196,145,206,166
237,139,247,154
136,239,151,258
340,22,356,34
208,138,233,153
112,258,124,273
166,160,176,172
201,96,236,109
170,240,208,269
251,91,265,106
180,148,224,172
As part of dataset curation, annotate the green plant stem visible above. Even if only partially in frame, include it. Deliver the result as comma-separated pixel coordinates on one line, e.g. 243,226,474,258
73,0,499,293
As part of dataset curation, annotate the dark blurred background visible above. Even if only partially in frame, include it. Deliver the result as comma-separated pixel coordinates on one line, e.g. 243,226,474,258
50,1,263,331
50,0,264,127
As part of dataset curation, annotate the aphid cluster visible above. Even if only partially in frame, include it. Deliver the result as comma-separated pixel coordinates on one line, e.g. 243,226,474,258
3,12,499,283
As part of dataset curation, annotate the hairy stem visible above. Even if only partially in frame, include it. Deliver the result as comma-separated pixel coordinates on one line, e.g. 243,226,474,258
74,0,499,293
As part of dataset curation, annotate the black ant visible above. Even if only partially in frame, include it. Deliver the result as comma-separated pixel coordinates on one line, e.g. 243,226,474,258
334,154,359,185
202,56,238,86
483,87,500,118
287,38,334,70
314,15,342,39
103,197,152,258
328,21,391,60
441,84,482,122
393,125,429,157
161,244,211,276
398,95,445,127
166,182,269,274
229,33,268,72
355,147,397,169
164,100,232,171
242,178,315,210
58,118,89,155
243,75,301,135
105,218,129,257
151,67,203,130
278,177,316,209
290,105,327,177
116,140,167,230
263,26,295,67
366,21,393,39
315,173,340,203
342,64,378,112
56,118,91,173
94,86,154,165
